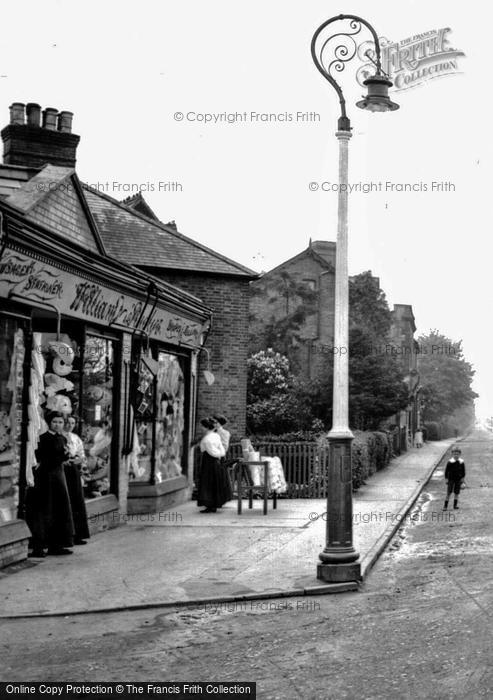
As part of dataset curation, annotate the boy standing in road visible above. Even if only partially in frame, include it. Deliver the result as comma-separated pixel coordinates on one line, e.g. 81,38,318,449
444,447,466,510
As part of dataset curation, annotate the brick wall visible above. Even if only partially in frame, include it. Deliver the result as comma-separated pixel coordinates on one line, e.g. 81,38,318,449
144,270,250,440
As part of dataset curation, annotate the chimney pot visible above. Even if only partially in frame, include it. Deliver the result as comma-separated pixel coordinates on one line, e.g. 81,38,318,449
26,103,42,127
42,108,59,130
9,103,25,125
3,103,80,168
57,110,73,133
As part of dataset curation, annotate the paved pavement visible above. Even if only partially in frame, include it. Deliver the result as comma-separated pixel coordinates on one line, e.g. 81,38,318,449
0,439,454,617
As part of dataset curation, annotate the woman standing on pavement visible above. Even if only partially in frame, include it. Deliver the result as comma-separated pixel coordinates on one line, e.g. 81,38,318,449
213,415,231,453
197,417,231,513
64,416,90,545
444,447,466,510
414,429,424,448
27,411,75,557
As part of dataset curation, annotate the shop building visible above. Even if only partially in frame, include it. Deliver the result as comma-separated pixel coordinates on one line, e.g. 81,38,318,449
0,103,213,567
84,191,257,439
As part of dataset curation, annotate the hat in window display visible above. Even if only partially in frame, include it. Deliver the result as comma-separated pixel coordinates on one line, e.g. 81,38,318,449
48,341,75,377
86,385,112,406
44,373,74,396
46,393,72,414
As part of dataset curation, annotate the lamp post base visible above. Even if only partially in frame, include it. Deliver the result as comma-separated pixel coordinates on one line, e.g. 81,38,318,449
316,436,360,581
317,561,361,583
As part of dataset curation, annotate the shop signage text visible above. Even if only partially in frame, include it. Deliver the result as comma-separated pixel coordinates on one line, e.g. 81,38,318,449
0,250,204,346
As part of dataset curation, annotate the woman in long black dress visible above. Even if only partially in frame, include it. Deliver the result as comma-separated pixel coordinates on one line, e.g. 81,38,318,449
197,417,231,513
27,411,75,557
64,416,90,545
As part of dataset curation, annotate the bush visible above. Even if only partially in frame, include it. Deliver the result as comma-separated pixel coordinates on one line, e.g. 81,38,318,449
350,430,394,490
424,421,441,440
243,430,324,443
246,395,300,434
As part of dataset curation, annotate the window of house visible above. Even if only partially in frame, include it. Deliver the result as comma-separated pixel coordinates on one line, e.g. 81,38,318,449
303,279,317,290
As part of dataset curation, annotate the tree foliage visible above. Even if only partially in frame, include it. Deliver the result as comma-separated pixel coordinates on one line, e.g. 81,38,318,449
246,350,328,433
349,327,409,430
349,271,392,338
249,271,317,357
246,271,410,434
347,273,408,429
247,349,290,403
417,330,478,423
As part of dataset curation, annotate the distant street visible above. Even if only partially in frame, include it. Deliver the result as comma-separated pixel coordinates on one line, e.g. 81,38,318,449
2,430,493,699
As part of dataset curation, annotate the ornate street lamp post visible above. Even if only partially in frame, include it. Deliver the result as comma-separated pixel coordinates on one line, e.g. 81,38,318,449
311,15,399,583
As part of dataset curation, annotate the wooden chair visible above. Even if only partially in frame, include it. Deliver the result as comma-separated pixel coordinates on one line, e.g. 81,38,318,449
235,460,277,515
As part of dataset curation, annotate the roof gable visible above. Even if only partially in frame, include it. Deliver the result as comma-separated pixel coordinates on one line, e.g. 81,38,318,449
84,187,256,278
260,245,335,278
4,165,105,255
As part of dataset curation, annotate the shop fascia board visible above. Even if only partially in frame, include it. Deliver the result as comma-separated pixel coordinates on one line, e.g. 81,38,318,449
1,209,212,326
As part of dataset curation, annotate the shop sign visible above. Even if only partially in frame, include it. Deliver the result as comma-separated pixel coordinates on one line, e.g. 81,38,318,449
0,249,205,347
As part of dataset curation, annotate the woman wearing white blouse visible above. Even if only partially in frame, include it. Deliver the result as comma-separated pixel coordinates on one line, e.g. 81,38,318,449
64,416,90,544
197,417,231,513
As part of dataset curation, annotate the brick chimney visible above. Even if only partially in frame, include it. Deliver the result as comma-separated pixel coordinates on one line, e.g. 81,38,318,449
1,102,80,168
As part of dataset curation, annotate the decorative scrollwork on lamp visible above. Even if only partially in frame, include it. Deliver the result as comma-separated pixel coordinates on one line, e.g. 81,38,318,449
311,14,399,131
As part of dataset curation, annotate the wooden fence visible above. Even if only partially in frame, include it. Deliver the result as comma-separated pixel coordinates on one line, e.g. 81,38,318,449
193,442,330,498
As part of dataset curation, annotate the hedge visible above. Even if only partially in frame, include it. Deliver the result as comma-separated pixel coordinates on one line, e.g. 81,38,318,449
350,430,394,490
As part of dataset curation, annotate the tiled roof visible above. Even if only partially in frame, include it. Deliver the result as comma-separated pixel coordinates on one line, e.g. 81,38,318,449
0,160,256,278
1,164,105,254
84,187,256,278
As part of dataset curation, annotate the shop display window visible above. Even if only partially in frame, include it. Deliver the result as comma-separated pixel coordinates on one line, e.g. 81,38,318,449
131,348,186,483
36,331,81,420
81,336,114,497
132,357,155,482
31,327,116,499
0,319,23,522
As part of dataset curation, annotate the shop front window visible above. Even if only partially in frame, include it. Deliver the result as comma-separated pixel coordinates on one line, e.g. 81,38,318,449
32,329,115,498
132,357,155,482
81,336,114,497
155,351,185,483
131,349,186,484
0,319,24,522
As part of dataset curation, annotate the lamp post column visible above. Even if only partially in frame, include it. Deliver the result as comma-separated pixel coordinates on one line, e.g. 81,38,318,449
331,129,352,437
317,127,360,583
311,13,399,584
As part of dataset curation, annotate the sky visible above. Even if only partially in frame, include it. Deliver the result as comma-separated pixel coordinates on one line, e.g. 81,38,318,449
1,0,491,418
